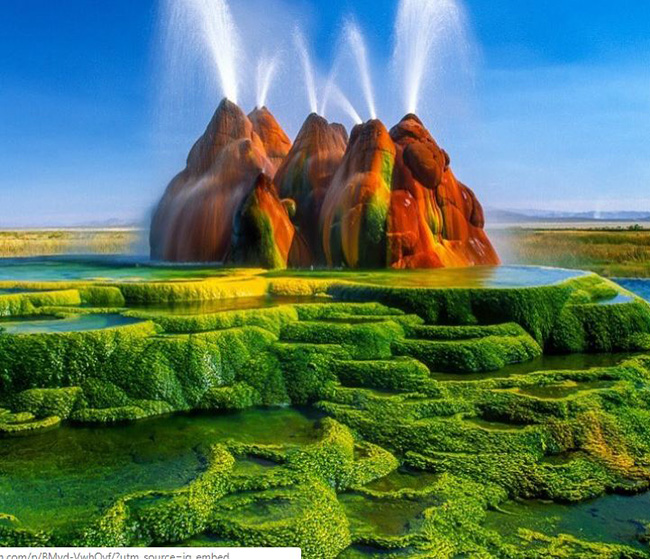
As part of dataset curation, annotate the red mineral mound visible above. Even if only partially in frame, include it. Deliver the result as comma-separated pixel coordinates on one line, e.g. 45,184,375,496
151,100,499,270
274,113,348,259
389,114,499,268
150,99,299,267
320,114,500,268
230,173,307,268
321,119,395,268
248,106,292,173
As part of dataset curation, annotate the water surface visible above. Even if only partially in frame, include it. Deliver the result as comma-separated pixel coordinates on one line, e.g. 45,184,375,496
132,295,326,315
274,266,587,289
431,353,637,382
615,279,650,303
0,408,319,531
485,493,650,550
0,313,142,334
0,256,223,283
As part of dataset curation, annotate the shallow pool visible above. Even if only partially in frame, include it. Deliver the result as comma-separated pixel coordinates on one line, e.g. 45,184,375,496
133,295,327,316
485,492,650,550
616,279,650,303
0,313,142,334
276,266,587,289
431,352,638,382
0,255,222,282
0,408,319,531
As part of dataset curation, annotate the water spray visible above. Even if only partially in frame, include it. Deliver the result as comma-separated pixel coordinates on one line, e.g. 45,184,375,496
293,29,319,114
256,52,279,108
344,19,377,120
187,0,242,103
392,0,469,114
329,84,363,125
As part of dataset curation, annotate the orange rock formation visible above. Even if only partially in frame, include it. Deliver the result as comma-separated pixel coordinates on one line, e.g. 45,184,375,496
150,99,301,267
150,99,499,270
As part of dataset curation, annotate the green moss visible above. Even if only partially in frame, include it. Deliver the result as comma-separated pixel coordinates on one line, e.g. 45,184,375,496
1,269,650,556
127,305,299,335
549,300,650,354
12,387,82,419
393,334,542,373
79,286,126,307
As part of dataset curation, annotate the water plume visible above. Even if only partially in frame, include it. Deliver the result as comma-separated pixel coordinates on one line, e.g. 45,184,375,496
256,52,280,108
293,29,319,114
183,0,242,103
329,85,363,125
159,0,242,106
344,20,377,120
319,61,340,118
392,0,470,114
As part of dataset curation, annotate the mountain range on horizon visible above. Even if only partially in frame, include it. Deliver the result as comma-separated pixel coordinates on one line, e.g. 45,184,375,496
486,208,650,223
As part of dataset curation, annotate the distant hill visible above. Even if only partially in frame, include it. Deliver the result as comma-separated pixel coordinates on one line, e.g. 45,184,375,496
486,208,650,223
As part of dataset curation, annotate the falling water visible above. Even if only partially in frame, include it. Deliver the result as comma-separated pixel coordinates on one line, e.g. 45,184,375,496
294,29,319,114
256,52,279,108
344,20,377,120
392,0,470,114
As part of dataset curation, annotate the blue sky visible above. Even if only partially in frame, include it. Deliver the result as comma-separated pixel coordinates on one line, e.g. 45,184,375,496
1,0,649,226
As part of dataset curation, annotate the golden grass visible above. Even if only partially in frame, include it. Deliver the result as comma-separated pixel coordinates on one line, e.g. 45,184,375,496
2,227,649,278
0,229,140,258
492,228,650,277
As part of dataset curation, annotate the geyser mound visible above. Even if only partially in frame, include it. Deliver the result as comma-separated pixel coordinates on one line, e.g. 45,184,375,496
150,99,302,267
150,100,499,269
275,113,348,260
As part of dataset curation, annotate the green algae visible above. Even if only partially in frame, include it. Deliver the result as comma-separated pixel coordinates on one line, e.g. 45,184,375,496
339,492,437,537
0,408,319,533
0,261,650,556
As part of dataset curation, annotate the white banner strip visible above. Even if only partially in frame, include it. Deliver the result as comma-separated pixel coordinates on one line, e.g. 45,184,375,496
0,550,301,559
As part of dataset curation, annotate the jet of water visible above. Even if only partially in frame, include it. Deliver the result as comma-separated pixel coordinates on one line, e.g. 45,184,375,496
198,0,242,103
164,0,243,104
256,52,280,108
392,0,469,115
329,84,363,125
344,20,377,120
319,57,341,118
294,29,319,114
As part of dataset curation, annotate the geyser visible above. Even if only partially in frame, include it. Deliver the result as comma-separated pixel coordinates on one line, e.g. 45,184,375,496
163,0,243,103
344,20,377,120
151,0,498,270
294,29,319,114
151,99,498,269
392,0,470,114
255,52,279,109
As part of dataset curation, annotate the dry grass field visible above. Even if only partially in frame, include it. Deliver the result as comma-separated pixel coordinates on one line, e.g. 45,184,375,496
0,229,141,258
491,228,650,278
1,227,649,278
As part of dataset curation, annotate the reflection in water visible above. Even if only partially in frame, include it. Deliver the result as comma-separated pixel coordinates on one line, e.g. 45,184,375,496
0,256,223,283
132,295,327,316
